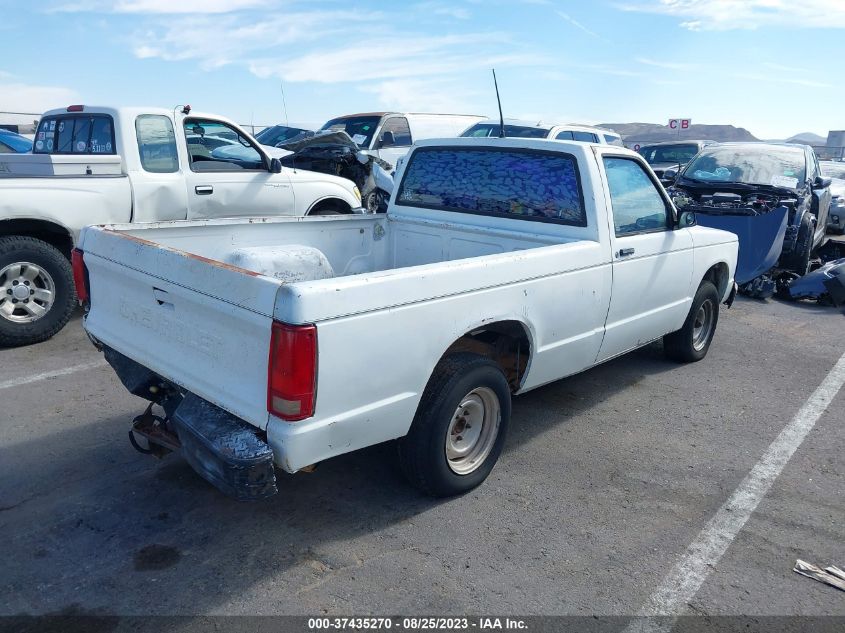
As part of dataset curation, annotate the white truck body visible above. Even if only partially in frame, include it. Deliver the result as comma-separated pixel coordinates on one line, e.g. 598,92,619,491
0,106,363,346
78,138,738,499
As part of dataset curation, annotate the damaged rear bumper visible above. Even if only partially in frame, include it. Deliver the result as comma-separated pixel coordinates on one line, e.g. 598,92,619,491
104,347,277,500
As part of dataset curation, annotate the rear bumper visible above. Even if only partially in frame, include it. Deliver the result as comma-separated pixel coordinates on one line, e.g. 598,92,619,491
103,347,277,500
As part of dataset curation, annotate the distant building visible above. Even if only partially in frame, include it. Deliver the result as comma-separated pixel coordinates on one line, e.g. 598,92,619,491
0,112,40,135
826,131,845,160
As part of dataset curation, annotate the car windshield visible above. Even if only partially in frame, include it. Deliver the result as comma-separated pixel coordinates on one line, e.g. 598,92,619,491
821,162,845,180
319,116,382,148
460,124,550,139
639,144,700,165
255,125,311,146
0,131,33,152
681,145,806,187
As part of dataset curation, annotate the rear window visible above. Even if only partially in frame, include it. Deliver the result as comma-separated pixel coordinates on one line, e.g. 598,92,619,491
33,114,115,155
396,147,586,226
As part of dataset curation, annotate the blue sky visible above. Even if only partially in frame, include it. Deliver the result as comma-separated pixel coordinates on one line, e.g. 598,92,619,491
1,0,843,139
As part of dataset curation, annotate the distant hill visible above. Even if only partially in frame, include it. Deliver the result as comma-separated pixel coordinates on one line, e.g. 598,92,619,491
599,122,758,144
782,132,826,145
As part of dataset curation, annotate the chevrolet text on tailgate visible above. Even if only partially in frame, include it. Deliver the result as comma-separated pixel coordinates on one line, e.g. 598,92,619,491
76,138,739,499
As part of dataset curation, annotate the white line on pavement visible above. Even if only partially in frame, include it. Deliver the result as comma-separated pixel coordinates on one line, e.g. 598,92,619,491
0,359,107,391
627,350,845,633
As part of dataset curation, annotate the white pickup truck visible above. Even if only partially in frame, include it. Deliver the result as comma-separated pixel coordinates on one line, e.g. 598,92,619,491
76,138,738,500
0,105,363,347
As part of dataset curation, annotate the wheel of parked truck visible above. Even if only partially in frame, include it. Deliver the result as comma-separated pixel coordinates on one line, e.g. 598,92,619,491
663,280,719,363
0,236,76,347
398,352,511,497
788,214,814,276
364,189,388,214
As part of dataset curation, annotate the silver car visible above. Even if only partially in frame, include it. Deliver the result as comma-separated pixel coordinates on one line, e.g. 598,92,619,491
821,161,845,233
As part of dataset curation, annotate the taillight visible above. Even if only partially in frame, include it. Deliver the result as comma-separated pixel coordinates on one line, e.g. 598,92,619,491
71,248,89,304
66,105,84,112
268,322,317,421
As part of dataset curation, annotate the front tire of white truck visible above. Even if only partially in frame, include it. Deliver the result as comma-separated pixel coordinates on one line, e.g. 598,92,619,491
0,236,76,347
663,280,720,363
398,353,511,497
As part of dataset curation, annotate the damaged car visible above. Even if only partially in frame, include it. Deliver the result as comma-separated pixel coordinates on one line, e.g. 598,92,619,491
276,130,395,213
669,142,832,297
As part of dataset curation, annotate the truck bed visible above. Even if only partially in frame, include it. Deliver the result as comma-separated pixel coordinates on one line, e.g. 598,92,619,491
80,210,606,430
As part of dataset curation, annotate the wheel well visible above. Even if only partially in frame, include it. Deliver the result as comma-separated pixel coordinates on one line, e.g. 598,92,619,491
442,320,531,392
308,198,352,215
703,262,729,298
0,219,74,259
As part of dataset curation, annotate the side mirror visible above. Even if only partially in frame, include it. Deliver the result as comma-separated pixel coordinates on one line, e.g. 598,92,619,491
269,157,282,174
813,176,831,190
661,168,678,185
379,131,396,148
678,211,696,228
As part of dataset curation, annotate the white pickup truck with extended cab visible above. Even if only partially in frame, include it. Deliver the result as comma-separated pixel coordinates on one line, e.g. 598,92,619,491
75,138,739,500
0,105,363,347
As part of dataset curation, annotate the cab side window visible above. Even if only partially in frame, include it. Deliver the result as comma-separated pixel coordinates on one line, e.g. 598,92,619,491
603,157,671,236
136,115,179,173
380,117,412,147
183,119,264,171
555,130,574,140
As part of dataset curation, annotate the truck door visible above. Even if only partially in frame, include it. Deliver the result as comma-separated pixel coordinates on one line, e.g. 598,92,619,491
372,116,413,168
132,114,188,222
596,154,694,362
180,118,295,219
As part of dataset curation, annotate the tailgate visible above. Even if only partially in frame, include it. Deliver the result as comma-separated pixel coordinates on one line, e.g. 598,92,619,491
81,227,282,429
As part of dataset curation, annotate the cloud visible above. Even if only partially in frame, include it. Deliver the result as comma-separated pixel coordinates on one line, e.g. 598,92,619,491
556,11,600,38
617,0,845,30
131,10,380,69
414,2,471,19
249,34,547,83
48,0,273,13
362,78,483,113
635,57,697,71
0,82,79,113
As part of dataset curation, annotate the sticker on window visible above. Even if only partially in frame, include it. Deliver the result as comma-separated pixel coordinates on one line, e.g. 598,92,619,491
35,140,44,150
76,140,87,152
352,134,367,145
771,175,798,189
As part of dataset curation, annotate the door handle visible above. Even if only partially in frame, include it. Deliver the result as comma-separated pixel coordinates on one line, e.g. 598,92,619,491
618,248,635,257
195,185,213,195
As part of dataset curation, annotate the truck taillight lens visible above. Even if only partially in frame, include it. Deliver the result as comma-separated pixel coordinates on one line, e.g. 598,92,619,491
268,322,317,422
71,248,89,304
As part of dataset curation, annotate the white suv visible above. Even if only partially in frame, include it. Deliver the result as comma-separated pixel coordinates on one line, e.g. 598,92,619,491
461,118,623,145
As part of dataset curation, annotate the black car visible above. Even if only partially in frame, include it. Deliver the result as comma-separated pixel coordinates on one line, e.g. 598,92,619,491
638,140,716,182
670,143,832,289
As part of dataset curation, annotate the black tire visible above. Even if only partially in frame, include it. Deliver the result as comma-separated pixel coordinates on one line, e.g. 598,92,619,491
0,236,76,347
397,352,511,497
787,213,814,276
663,280,720,363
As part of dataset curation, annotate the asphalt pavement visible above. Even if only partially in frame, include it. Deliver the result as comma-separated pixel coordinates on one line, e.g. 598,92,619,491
0,296,843,621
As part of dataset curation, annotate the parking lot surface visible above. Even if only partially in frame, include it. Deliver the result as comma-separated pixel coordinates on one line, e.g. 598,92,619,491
1,297,843,618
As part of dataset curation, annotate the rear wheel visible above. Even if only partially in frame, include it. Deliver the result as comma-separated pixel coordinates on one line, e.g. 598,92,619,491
398,353,511,497
0,236,75,347
664,280,719,363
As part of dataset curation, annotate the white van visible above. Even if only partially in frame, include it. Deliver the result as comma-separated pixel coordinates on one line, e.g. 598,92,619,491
461,118,623,146
319,112,486,167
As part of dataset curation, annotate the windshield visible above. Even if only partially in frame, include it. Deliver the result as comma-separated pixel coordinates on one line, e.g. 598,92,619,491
461,123,549,139
319,116,382,148
681,145,806,188
255,125,311,146
821,162,845,180
639,144,700,165
0,131,33,152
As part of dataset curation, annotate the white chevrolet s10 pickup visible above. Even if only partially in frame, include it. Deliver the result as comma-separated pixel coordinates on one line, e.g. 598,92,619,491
76,138,739,499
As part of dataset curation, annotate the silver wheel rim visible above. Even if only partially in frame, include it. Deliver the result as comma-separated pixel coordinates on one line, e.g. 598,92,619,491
445,386,501,475
0,262,56,324
691,299,714,352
